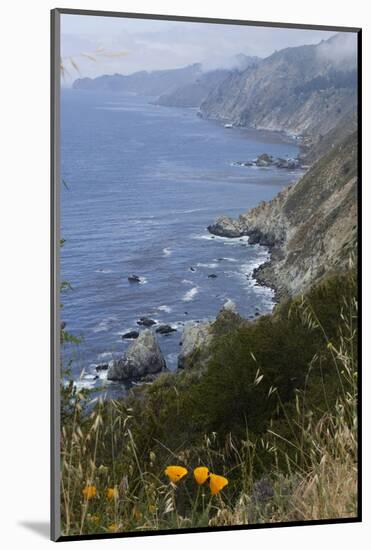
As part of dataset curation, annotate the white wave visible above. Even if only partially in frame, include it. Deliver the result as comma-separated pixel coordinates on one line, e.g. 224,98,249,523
97,351,113,360
196,262,218,269
182,286,199,302
73,369,99,390
92,316,118,333
95,268,113,274
98,370,108,381
223,236,250,246
170,207,210,215
157,305,172,313
182,279,193,285
132,219,160,226
193,233,250,246
216,257,238,262
82,373,97,381
74,379,96,390
139,277,148,285
240,249,270,279
193,234,219,241
162,247,172,257
114,326,133,336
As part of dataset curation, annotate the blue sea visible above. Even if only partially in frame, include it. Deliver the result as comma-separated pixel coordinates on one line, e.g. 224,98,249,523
61,89,301,396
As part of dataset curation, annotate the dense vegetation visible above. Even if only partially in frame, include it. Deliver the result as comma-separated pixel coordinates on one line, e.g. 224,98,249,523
60,270,358,535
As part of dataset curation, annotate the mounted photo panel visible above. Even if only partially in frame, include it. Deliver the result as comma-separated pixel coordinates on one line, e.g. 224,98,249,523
51,8,361,542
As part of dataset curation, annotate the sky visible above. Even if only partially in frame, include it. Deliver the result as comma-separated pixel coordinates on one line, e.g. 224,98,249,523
60,14,347,84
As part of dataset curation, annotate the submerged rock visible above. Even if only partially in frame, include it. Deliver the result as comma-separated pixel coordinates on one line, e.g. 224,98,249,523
107,330,166,382
233,154,302,170
156,324,177,335
137,317,156,327
128,274,141,283
256,153,274,166
207,215,244,238
122,330,139,339
96,363,109,372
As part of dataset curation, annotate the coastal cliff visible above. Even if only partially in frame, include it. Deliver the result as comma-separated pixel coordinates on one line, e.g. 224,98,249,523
153,69,231,108
153,56,260,108
200,34,357,157
209,131,357,298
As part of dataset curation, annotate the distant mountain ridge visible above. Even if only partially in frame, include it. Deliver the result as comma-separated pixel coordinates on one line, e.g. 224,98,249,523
73,63,204,96
200,34,357,153
72,55,261,108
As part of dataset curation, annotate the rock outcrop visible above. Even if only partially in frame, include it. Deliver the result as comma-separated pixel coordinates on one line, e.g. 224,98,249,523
156,324,177,335
207,215,244,238
178,321,213,370
122,330,139,339
107,330,166,382
137,317,156,327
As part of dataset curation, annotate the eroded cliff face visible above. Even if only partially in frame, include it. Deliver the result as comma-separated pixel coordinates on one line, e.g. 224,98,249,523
209,132,357,298
153,56,261,109
200,34,357,147
153,69,231,108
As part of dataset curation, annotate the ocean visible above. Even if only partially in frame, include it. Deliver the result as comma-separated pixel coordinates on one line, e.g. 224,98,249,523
60,89,301,396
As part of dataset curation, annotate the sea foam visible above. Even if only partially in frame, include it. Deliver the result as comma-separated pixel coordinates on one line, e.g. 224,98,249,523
182,287,199,302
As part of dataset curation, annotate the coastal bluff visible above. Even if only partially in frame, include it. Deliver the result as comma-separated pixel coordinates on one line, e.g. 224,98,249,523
208,131,357,299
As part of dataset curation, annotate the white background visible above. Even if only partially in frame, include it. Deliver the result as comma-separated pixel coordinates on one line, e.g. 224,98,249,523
0,0,369,548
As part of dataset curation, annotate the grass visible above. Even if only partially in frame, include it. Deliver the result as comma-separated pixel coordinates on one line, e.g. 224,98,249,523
60,271,358,535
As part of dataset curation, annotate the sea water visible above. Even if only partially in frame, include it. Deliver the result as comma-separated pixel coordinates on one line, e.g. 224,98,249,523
61,89,301,396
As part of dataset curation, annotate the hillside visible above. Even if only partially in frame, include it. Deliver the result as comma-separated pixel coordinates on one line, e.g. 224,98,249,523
72,63,203,96
153,69,231,108
300,106,357,163
154,56,261,108
209,131,358,298
200,33,357,147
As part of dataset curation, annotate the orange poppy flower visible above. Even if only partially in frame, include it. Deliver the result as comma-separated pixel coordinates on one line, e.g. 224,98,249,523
209,473,228,495
82,485,97,500
106,487,118,500
193,466,210,485
164,465,188,483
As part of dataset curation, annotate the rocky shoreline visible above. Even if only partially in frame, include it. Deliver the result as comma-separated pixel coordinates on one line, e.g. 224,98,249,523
93,128,357,390
94,132,357,391
207,130,357,301
207,215,284,300
100,308,233,386
232,152,306,170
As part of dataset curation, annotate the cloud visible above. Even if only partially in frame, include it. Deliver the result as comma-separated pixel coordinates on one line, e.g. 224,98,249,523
60,14,346,84
316,32,357,69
